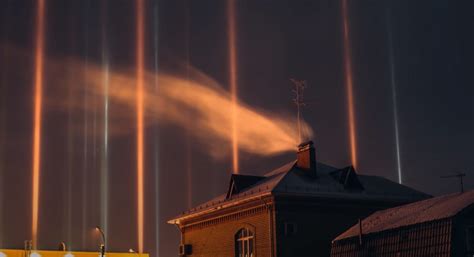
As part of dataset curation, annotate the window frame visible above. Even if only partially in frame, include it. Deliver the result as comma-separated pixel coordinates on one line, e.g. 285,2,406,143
235,226,256,257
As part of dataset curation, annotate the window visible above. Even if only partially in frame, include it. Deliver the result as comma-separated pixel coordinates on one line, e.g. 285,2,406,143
235,228,254,257
466,227,474,253
284,222,297,237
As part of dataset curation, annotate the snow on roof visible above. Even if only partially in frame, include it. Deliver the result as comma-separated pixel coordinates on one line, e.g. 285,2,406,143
334,190,474,241
168,161,429,224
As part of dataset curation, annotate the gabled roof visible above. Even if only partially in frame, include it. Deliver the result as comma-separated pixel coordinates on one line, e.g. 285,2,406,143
168,161,430,224
334,190,474,241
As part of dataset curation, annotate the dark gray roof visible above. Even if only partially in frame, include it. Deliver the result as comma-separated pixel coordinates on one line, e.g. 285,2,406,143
334,190,474,241
168,161,430,224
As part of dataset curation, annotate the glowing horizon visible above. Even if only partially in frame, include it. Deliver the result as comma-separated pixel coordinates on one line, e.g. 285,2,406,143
32,0,45,248
341,0,358,170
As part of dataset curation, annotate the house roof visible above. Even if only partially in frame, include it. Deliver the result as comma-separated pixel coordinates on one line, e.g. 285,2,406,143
226,174,266,198
168,161,430,224
334,189,474,241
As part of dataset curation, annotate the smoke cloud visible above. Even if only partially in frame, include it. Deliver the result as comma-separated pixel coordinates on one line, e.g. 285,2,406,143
9,46,313,158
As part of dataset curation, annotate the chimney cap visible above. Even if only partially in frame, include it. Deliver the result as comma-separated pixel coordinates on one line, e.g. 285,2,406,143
298,140,314,150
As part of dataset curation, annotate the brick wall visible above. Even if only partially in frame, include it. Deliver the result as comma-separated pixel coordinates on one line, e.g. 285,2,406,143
181,204,274,257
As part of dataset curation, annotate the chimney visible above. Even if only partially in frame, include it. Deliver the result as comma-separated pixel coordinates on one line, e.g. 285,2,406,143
296,141,317,178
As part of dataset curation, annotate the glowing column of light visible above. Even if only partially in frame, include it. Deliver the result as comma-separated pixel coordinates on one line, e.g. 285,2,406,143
66,40,74,250
32,0,45,248
0,2,9,247
65,3,78,248
153,2,160,256
0,58,4,247
341,0,358,170
136,0,145,253
227,0,239,173
386,7,402,184
100,0,110,239
184,0,193,210
82,0,90,249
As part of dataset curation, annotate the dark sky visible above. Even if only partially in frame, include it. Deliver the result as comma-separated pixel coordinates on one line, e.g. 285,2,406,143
0,0,473,257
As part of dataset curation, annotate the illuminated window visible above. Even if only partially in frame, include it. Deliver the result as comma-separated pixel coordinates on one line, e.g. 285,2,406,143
235,227,254,257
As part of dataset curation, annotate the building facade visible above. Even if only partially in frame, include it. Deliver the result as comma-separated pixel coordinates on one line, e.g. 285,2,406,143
168,141,429,257
331,190,474,257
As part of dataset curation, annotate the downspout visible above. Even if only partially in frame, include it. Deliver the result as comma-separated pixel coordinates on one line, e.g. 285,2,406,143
261,196,276,257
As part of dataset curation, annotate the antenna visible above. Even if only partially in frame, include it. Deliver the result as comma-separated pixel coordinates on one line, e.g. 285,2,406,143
290,79,307,143
440,172,466,193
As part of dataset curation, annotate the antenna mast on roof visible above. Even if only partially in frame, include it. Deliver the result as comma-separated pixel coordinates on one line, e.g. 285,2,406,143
441,172,466,193
291,79,307,144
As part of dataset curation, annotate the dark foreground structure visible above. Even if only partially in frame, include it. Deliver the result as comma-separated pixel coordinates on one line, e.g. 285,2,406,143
331,190,474,257
168,141,429,257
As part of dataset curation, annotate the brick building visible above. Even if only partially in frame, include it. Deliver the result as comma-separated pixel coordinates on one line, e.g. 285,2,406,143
168,141,429,257
331,190,474,257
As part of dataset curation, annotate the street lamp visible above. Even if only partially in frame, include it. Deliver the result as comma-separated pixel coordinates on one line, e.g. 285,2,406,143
95,226,106,257
128,249,139,257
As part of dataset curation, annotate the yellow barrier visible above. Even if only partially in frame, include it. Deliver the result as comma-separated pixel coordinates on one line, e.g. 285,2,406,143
0,250,148,257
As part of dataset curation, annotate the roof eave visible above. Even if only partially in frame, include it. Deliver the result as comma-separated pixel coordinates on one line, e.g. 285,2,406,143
167,191,273,225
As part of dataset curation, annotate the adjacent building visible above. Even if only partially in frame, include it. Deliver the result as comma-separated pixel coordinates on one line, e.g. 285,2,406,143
331,190,474,257
168,141,429,257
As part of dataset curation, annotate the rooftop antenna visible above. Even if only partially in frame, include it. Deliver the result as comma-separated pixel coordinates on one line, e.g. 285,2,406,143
441,172,466,193
291,79,307,144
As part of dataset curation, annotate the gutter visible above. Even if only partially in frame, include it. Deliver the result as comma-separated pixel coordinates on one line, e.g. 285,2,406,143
168,192,272,225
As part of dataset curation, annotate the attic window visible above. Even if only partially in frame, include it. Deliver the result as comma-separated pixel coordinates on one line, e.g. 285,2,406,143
226,175,265,199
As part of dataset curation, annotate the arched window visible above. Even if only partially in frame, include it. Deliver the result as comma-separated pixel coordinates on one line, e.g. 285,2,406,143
235,227,254,257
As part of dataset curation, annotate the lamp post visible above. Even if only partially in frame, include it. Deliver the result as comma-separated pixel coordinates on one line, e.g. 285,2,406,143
95,226,106,257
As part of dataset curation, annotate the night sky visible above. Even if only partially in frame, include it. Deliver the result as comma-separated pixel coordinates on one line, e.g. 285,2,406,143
0,1,473,257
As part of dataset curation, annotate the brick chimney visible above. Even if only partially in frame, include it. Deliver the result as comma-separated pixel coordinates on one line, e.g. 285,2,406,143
296,141,317,178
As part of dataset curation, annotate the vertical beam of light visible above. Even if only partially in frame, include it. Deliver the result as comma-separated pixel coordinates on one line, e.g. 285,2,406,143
152,2,160,256
100,0,110,240
185,0,193,210
0,65,4,247
0,1,10,248
341,0,358,170
227,0,239,173
66,8,75,248
82,0,90,249
66,60,74,248
32,0,45,249
136,0,145,253
386,6,402,184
